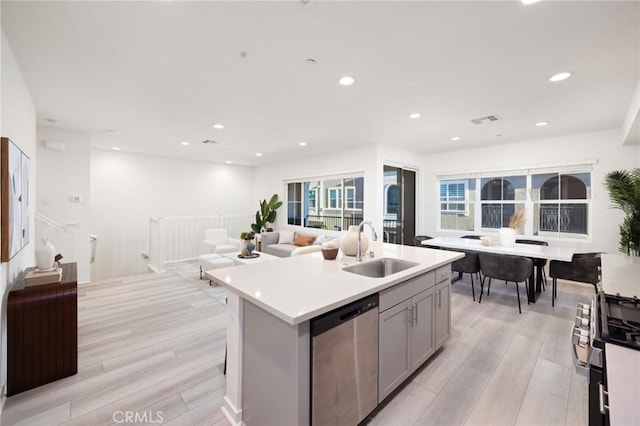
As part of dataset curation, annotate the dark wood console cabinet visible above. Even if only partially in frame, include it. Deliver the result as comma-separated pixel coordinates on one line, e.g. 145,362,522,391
7,262,78,396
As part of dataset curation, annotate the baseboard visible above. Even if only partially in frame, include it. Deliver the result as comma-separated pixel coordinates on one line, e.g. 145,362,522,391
222,396,243,426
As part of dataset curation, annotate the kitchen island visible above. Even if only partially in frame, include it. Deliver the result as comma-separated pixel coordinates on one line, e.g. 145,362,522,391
206,241,463,426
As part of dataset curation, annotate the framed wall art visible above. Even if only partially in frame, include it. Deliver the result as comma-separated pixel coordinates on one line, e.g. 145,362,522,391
1,137,30,262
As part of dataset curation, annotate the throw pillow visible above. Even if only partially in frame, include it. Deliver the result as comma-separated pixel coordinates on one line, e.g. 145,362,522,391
294,234,316,247
313,235,326,245
278,231,294,244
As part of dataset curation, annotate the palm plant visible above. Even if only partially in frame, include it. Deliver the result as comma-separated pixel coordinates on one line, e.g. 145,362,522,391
251,194,283,234
604,168,640,256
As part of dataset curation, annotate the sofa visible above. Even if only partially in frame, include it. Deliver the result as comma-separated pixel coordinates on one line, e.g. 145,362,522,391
261,230,335,258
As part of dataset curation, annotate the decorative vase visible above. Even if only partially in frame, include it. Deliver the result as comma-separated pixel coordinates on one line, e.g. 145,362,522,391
35,238,56,270
340,225,368,256
246,240,255,255
498,227,516,247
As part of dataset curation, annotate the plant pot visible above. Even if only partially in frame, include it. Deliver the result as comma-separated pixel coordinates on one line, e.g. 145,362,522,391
498,227,516,247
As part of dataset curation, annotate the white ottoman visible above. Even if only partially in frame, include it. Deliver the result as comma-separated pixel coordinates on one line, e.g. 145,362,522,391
198,254,234,285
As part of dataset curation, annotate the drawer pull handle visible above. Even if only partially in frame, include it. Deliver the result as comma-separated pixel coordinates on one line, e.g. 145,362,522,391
598,383,609,414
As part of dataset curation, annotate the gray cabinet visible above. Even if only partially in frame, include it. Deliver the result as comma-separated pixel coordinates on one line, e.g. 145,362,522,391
378,272,436,402
435,280,450,349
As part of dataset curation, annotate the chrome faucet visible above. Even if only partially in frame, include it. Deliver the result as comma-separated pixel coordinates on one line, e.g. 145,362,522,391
357,220,378,262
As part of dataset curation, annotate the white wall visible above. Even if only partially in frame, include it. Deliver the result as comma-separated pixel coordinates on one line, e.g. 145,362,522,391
90,149,255,280
36,126,91,283
422,129,640,254
0,31,37,395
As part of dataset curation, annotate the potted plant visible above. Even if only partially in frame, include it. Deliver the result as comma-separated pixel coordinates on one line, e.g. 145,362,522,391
240,231,256,256
251,194,283,234
604,168,640,256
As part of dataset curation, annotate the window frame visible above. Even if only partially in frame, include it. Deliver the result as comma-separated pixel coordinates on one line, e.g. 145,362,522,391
286,173,364,231
440,180,468,214
437,167,593,241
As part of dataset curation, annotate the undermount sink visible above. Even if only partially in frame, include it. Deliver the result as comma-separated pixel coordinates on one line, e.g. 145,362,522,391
342,258,419,278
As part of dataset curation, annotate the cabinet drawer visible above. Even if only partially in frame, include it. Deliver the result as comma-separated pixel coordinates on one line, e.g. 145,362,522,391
379,271,435,312
435,266,452,284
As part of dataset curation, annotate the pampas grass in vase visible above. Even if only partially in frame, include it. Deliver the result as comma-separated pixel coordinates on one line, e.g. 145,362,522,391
508,209,526,230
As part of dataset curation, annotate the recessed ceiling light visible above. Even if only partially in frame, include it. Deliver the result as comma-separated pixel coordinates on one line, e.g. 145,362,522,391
409,113,422,119
549,72,572,82
298,141,307,147
213,124,224,130
535,121,549,127
338,76,355,86
305,58,316,65
521,0,540,5
451,136,461,141
112,147,121,151
225,160,232,164
256,153,263,157
181,141,190,146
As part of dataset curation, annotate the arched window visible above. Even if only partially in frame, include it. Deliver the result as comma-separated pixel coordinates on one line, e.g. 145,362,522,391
540,175,587,200
386,184,400,215
538,174,588,235
480,177,520,228
481,178,515,200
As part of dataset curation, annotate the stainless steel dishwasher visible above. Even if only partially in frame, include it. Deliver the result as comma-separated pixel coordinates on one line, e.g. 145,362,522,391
311,293,379,426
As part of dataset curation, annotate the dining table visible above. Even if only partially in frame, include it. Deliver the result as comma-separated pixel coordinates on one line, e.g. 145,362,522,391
422,236,575,303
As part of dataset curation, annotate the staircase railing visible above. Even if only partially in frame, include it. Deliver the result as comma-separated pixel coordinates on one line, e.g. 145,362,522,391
147,214,253,272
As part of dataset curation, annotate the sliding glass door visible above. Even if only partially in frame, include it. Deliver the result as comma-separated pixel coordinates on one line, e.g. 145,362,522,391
383,165,416,245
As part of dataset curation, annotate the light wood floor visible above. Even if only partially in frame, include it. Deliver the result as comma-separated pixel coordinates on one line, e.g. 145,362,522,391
1,263,592,426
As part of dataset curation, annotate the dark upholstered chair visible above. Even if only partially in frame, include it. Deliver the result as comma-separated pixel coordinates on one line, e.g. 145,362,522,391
478,253,533,313
414,235,433,247
516,239,549,291
549,253,602,306
450,251,481,301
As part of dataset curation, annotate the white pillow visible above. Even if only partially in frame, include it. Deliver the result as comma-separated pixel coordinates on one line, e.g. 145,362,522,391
278,231,295,244
313,235,326,245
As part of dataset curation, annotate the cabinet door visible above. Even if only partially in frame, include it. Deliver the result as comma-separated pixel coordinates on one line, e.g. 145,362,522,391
411,288,435,370
378,300,412,402
435,281,451,349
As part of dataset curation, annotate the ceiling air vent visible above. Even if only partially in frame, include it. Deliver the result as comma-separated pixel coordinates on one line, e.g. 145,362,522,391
471,114,501,125
202,140,222,146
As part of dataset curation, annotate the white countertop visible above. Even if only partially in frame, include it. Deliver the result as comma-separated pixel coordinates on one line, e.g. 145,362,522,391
601,254,640,298
205,242,463,325
606,343,640,426
423,236,574,261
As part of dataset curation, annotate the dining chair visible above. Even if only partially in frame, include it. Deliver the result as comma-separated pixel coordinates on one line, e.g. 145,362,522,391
413,235,433,247
450,250,481,301
478,252,533,313
515,239,549,291
548,252,602,306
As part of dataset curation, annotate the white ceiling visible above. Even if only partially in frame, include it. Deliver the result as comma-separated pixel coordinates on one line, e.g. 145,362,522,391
2,1,639,166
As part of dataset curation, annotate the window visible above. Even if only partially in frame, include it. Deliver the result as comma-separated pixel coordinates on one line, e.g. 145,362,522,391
345,187,356,209
308,188,317,209
287,183,302,226
533,172,590,238
439,179,474,231
386,184,400,214
437,167,592,240
480,175,525,231
287,174,364,231
440,180,467,212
